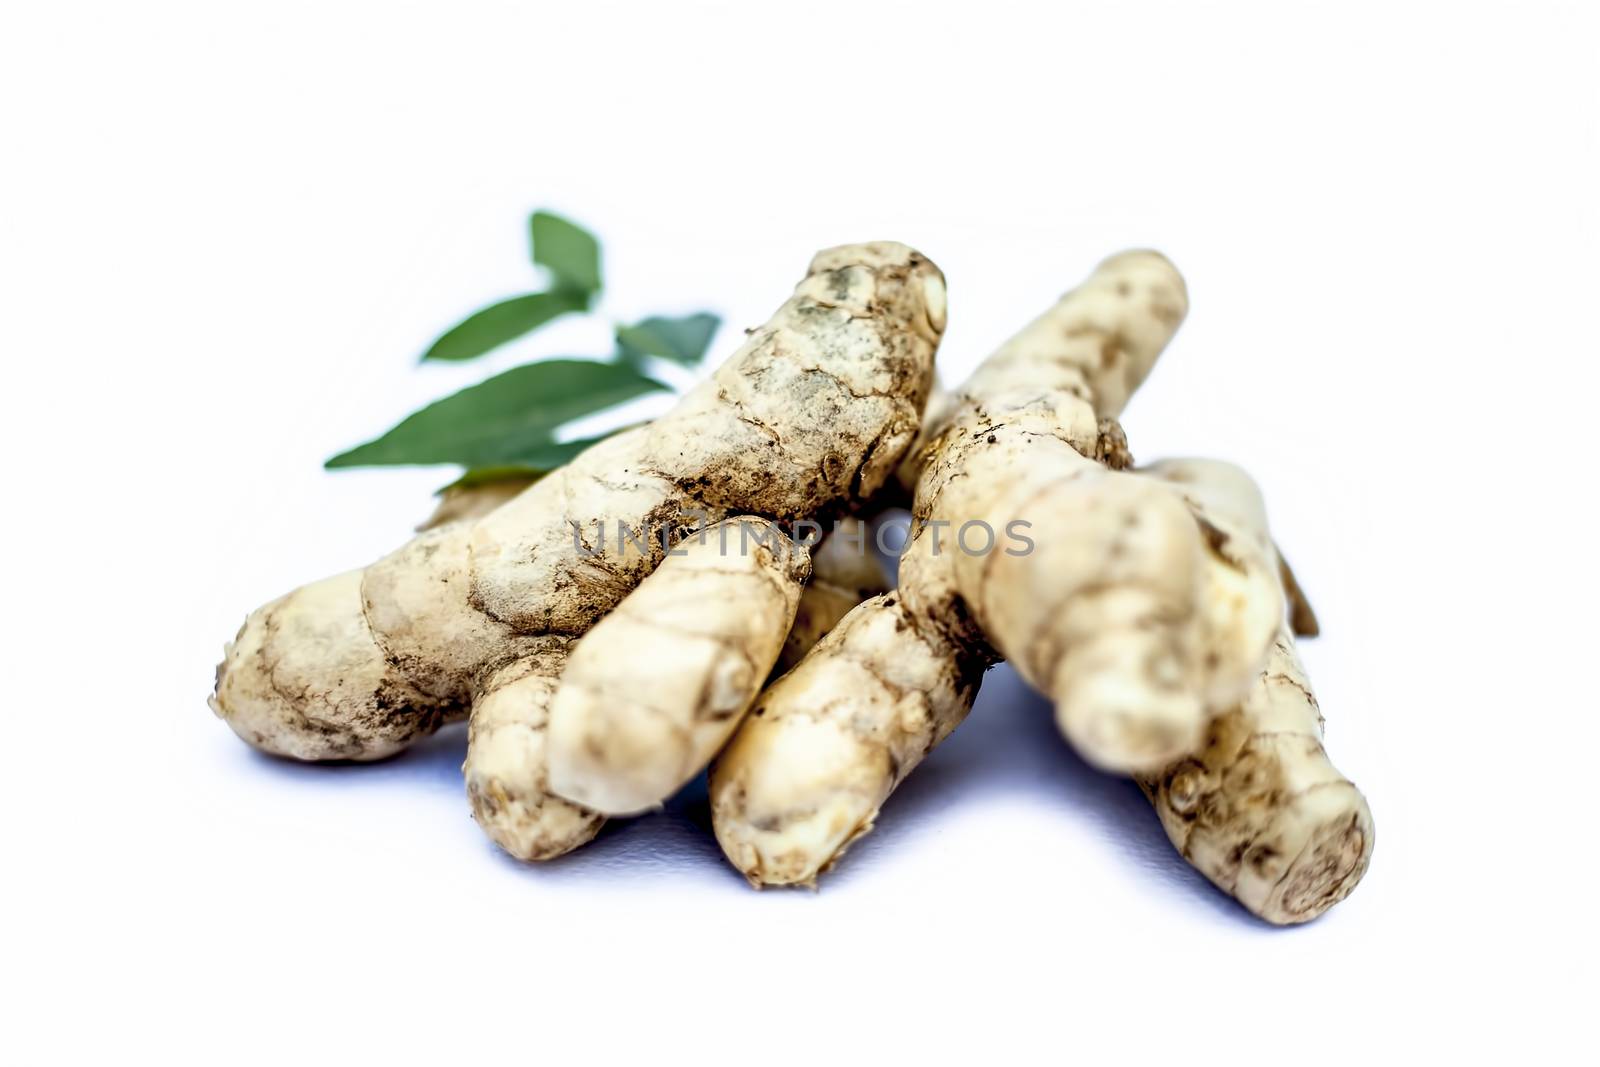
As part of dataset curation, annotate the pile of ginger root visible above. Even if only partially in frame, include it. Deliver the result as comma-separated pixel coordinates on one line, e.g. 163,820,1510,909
210,242,1373,925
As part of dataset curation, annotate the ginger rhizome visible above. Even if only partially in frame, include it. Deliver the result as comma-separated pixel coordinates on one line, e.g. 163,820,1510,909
461,515,888,857
544,516,811,815
462,637,602,860
710,251,1372,923
778,517,889,672
711,250,1200,884
211,242,945,856
210,240,1372,922
1133,459,1372,923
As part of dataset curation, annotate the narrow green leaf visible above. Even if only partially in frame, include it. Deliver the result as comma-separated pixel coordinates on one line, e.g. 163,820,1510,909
439,436,614,491
615,312,722,366
326,361,667,469
494,435,613,470
421,290,588,362
530,211,602,294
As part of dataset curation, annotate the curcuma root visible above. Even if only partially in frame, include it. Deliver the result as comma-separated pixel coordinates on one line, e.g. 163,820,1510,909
1134,459,1373,924
711,250,1209,885
777,516,890,673
209,238,1372,920
210,242,945,858
711,251,1370,923
463,515,888,855
543,516,811,816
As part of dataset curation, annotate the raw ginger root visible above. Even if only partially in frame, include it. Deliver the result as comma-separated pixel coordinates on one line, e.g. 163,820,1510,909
711,251,1287,891
874,250,1285,775
1134,458,1373,924
710,591,977,886
462,638,603,860
209,237,1373,921
711,252,1373,922
463,516,890,857
421,484,885,832
420,476,887,675
777,517,890,672
534,514,890,819
543,517,810,815
210,243,944,865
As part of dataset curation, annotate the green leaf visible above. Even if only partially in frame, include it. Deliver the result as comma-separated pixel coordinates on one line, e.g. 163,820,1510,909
441,424,638,491
530,211,602,294
326,360,667,469
615,312,722,366
440,437,613,491
421,290,588,362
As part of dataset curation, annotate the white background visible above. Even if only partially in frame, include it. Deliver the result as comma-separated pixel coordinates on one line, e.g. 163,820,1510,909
4,1,1596,1062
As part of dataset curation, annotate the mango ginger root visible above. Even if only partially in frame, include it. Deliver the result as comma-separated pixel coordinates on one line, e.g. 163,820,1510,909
1133,459,1373,923
210,243,945,859
714,252,1191,876
710,252,1367,922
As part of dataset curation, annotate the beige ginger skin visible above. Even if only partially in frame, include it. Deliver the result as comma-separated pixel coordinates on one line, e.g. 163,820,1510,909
1133,458,1373,924
711,253,1373,922
419,472,887,681
459,514,890,856
711,251,1285,888
462,638,604,860
305,483,880,862
777,517,889,672
426,488,886,675
210,240,1372,919
545,516,810,815
210,244,944,866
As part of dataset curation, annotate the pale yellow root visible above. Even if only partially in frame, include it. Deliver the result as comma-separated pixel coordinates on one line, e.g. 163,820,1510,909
464,640,604,861
1134,458,1373,924
777,517,889,673
423,485,884,680
904,250,1280,772
1139,630,1374,924
959,450,1282,771
544,517,809,815
712,251,1211,882
206,569,461,761
210,243,943,765
466,515,887,858
890,381,953,499
473,511,890,865
711,595,976,887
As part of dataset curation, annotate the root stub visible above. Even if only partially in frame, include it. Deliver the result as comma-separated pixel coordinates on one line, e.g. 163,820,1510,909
1261,799,1374,924
1140,630,1376,925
